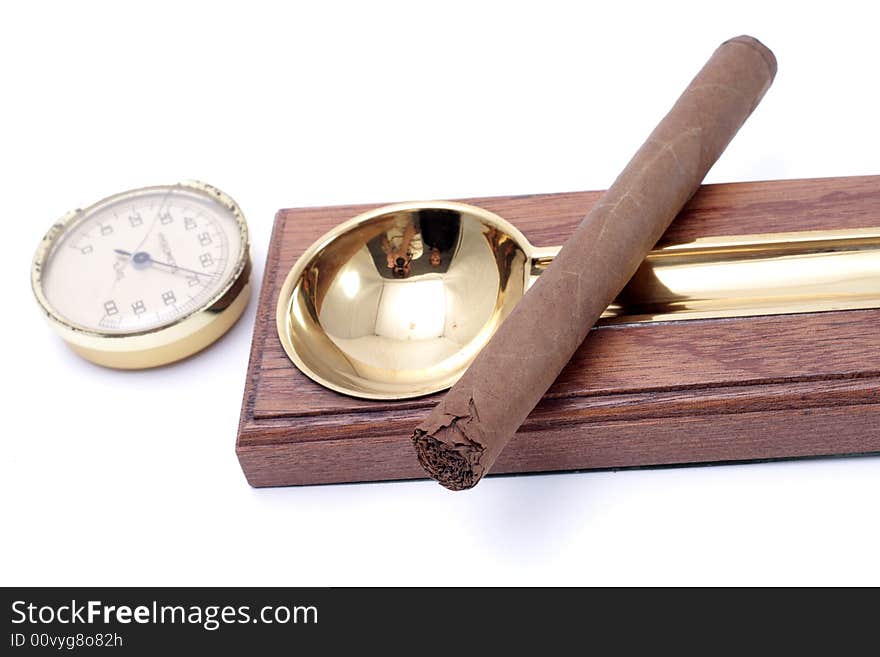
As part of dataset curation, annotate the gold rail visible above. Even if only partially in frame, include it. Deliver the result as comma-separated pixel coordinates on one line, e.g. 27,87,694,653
593,227,880,324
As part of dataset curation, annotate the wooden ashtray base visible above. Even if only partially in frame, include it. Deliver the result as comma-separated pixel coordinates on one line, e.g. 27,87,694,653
237,176,880,487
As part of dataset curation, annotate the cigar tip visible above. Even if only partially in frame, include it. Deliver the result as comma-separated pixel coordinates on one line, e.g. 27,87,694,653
412,430,481,491
723,35,778,81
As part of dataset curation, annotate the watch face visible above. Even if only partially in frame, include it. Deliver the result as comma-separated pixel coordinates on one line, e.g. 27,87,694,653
36,184,247,335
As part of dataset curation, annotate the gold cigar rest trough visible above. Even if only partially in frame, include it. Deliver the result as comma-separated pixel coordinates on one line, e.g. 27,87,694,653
276,201,880,400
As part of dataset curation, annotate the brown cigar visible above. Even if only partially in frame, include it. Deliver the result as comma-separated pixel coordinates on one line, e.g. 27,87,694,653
411,35,777,490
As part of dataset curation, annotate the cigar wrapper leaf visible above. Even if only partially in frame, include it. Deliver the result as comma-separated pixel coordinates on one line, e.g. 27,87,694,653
411,36,778,490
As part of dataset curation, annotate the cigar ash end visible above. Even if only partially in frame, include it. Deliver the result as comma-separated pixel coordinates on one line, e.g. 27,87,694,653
412,408,487,491
412,433,481,491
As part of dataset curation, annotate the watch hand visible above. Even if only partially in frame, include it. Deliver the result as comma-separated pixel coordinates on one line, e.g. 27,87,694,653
115,191,173,281
132,186,175,253
114,249,215,278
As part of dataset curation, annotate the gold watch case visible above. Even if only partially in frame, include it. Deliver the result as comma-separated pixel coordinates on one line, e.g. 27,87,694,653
31,181,251,369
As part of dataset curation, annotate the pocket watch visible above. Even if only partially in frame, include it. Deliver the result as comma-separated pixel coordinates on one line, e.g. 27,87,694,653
31,181,251,368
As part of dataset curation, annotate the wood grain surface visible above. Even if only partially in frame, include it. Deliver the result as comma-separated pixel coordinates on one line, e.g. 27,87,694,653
236,175,880,487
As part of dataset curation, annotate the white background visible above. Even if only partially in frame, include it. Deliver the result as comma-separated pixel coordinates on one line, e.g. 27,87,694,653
2,1,878,586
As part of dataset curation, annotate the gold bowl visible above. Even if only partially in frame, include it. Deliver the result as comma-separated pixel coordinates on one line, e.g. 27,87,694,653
276,201,556,399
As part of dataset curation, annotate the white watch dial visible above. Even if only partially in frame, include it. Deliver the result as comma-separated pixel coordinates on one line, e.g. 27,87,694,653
40,185,245,334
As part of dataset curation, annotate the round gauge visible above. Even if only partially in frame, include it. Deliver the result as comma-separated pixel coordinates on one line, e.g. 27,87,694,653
32,181,251,368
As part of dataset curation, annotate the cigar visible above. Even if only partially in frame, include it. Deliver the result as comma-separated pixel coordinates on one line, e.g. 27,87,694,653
411,35,777,490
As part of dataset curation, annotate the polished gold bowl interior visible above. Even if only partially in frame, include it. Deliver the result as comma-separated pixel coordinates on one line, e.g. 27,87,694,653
277,201,880,400
276,202,543,399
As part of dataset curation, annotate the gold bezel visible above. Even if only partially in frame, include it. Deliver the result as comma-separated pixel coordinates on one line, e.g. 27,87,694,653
31,180,251,368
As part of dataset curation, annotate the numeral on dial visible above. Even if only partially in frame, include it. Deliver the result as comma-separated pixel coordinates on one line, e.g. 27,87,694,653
162,290,176,306
100,224,113,236
187,275,201,287
199,253,214,268
129,213,143,227
198,232,213,246
184,217,197,230
159,210,174,225
80,245,93,254
132,300,146,315
104,300,118,316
